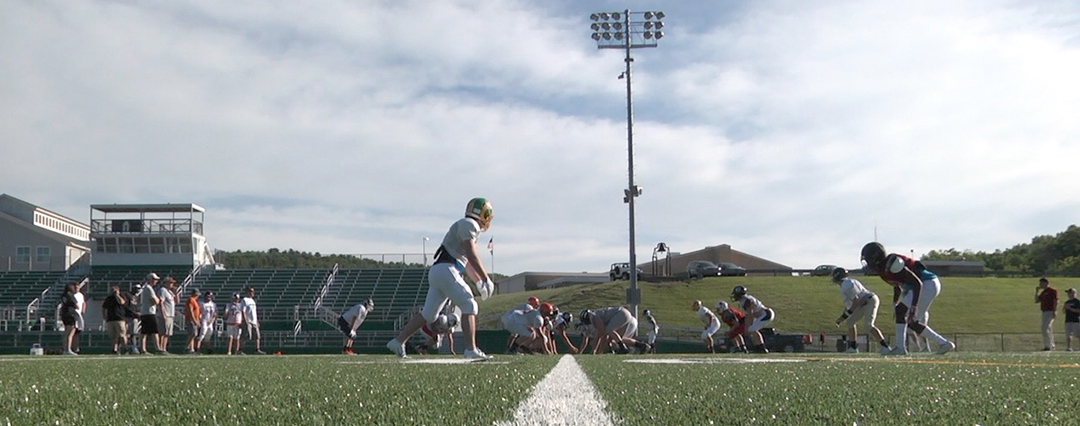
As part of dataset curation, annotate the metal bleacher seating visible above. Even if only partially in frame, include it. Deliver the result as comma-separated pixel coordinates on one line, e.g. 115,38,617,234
0,271,67,319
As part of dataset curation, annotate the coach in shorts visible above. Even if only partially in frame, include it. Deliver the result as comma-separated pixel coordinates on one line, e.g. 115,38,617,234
139,273,162,354
241,287,264,354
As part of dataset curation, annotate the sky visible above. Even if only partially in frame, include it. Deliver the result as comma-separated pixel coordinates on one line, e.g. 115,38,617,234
3,0,1080,275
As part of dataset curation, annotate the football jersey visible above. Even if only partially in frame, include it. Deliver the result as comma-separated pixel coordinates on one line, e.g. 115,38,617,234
341,303,370,328
880,254,937,290
719,308,746,327
738,295,767,316
200,301,217,324
439,217,481,268
696,306,719,325
839,278,874,309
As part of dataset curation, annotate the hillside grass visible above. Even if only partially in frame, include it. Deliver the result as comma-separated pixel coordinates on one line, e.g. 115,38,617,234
479,276,1080,335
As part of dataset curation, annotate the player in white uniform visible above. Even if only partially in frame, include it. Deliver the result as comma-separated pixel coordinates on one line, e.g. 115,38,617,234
197,291,217,353
692,300,722,353
502,307,548,354
731,285,775,353
387,198,495,360
551,312,578,354
643,309,660,351
340,298,374,354
831,268,891,354
580,306,651,354
416,312,458,355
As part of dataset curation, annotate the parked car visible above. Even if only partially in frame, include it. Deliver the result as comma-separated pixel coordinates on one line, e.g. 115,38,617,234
714,328,812,353
609,263,642,281
810,264,838,276
718,262,747,276
686,260,720,279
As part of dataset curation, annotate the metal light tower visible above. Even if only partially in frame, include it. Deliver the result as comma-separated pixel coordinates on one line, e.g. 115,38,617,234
590,10,664,321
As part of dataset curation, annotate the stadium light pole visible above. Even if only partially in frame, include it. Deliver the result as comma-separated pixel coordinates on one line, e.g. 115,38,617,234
590,9,664,322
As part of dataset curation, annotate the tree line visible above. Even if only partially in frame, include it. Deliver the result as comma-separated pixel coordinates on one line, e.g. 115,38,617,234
923,224,1080,272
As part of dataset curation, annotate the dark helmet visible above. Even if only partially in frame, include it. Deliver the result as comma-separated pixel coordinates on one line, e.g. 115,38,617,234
579,309,593,323
643,309,651,316
731,285,747,301
830,267,849,284
860,242,887,273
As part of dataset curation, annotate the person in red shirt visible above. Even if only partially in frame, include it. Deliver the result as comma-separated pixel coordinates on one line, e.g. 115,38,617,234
1035,277,1058,351
715,300,748,353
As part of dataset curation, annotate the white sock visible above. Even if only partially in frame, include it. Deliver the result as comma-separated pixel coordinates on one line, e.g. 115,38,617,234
919,327,949,346
895,324,908,351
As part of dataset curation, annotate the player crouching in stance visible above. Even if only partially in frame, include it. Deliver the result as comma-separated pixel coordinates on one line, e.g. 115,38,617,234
339,298,374,355
731,285,774,353
831,268,891,354
579,307,652,354
503,302,556,354
861,242,955,355
692,300,722,353
715,300,748,353
551,311,579,354
387,197,495,360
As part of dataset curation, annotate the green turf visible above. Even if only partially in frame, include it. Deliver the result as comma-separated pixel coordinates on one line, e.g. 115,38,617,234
0,355,557,425
577,352,1080,425
480,276,1080,335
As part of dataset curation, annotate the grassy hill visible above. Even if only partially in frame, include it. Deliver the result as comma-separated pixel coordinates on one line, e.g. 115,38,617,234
478,275,1080,335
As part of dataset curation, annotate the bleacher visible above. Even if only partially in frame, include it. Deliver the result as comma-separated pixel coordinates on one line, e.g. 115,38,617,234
0,271,66,318
321,268,429,328
87,266,194,295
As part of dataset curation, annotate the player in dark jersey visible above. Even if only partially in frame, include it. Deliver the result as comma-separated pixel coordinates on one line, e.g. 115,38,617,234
861,242,955,355
715,300,748,353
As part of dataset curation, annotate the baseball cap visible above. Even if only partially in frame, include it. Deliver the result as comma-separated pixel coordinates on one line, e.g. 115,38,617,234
1068,288,1077,293
146,273,160,280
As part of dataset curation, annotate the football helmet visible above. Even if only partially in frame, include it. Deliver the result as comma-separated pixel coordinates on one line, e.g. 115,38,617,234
579,309,593,323
465,197,494,231
560,311,573,324
715,300,728,312
539,302,556,316
691,300,702,311
364,298,375,310
430,314,449,331
830,267,849,284
643,309,651,316
447,313,460,328
731,285,747,301
860,242,887,273
526,296,541,309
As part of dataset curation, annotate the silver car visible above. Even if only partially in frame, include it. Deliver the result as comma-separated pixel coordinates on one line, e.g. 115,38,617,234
686,260,720,279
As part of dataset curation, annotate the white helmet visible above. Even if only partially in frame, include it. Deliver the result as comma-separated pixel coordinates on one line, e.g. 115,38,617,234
715,300,729,312
430,314,449,331
446,313,460,328
465,197,494,231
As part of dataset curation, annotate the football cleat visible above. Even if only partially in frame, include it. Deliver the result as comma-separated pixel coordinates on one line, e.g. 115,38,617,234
386,338,408,358
844,347,859,353
936,341,956,355
879,345,893,355
464,348,492,360
887,346,908,356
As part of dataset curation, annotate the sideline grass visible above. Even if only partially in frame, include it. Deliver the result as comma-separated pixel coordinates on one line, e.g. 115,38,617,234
0,355,557,425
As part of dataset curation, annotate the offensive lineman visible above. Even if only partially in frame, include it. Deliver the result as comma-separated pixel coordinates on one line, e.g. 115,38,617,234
861,242,955,355
731,285,775,353
387,198,495,360
831,267,892,354
715,300,748,353
502,303,552,354
692,300,722,353
580,306,652,354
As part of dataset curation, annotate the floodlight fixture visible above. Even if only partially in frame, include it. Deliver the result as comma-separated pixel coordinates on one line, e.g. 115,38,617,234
592,32,601,40
602,22,611,30
590,13,600,21
600,12,610,20
614,32,624,40
655,11,665,19
612,12,621,20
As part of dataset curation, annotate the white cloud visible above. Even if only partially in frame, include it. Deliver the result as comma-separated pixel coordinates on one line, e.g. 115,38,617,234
3,0,1080,275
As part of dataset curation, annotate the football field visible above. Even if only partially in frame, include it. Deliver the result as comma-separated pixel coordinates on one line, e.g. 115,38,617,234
2,351,1078,425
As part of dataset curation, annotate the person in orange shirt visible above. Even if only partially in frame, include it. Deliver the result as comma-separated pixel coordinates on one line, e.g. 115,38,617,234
184,288,202,354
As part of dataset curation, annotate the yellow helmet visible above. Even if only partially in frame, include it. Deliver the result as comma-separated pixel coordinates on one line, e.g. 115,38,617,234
465,197,493,231
691,300,702,311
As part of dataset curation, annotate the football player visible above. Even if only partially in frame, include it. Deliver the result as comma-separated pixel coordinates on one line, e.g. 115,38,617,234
731,285,774,353
831,268,891,354
579,306,651,354
387,198,495,360
861,242,955,355
501,304,551,354
643,309,659,353
551,312,579,354
692,300,722,353
715,300,748,353
340,298,375,354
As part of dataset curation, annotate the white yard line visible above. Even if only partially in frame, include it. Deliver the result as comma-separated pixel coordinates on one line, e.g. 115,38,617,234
495,355,616,426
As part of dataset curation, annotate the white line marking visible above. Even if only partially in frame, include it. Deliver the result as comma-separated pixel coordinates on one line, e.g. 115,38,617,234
495,355,615,426
624,357,807,364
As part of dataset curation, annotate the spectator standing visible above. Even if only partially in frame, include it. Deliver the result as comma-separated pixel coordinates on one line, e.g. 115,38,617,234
184,288,201,354
139,273,162,354
241,287,265,354
59,282,79,355
127,284,142,354
102,283,129,355
1036,277,1058,351
72,281,86,354
1064,288,1080,351
198,291,217,353
225,293,243,355
157,277,178,354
